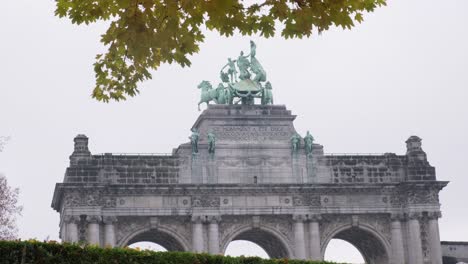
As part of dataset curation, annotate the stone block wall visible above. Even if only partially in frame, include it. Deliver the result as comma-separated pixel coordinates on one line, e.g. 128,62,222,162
65,154,181,184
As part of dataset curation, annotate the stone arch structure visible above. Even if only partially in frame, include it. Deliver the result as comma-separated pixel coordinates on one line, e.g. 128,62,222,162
118,227,190,252
52,105,447,264
321,224,391,264
220,225,293,258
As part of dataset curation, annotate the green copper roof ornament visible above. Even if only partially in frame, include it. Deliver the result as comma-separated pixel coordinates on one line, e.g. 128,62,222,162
197,40,273,110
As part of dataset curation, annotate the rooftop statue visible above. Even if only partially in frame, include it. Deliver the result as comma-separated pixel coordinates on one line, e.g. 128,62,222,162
207,131,216,156
291,133,301,154
189,128,200,154
261,81,273,105
198,41,273,109
304,131,314,156
197,81,217,111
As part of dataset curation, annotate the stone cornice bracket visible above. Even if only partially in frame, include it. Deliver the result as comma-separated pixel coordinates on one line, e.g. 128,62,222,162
103,216,118,225
407,212,423,221
307,214,322,222
86,215,102,223
252,216,261,228
390,213,406,222
63,215,80,224
292,214,307,222
426,211,442,220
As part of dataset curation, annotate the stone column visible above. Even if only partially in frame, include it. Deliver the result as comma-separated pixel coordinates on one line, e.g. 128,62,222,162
390,214,405,264
64,215,80,243
192,216,204,253
86,215,102,246
293,215,306,260
208,216,221,254
427,212,443,264
308,214,322,261
407,213,424,264
103,216,118,247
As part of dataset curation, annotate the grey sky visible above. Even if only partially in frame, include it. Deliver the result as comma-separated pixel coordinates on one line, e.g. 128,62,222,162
1,0,467,263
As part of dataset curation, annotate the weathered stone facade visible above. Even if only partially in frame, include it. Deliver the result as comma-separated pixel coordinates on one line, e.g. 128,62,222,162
52,104,447,264
441,241,468,263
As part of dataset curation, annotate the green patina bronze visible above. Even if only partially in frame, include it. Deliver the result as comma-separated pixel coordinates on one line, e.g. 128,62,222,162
189,128,200,154
198,41,274,109
261,81,273,105
291,133,301,154
207,131,216,156
304,131,314,156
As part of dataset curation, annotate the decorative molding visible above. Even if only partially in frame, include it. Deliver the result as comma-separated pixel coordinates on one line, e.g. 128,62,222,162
86,215,102,223
63,215,80,224
103,216,118,224
292,214,306,222
191,196,220,207
407,212,423,220
307,214,322,222
426,211,442,220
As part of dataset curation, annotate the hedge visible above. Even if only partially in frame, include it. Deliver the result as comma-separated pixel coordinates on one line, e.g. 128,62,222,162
0,240,341,264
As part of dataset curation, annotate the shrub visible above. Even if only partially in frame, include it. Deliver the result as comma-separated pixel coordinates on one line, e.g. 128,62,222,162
0,240,340,264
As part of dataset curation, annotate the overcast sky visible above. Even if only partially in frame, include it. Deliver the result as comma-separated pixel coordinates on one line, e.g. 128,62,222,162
1,0,467,263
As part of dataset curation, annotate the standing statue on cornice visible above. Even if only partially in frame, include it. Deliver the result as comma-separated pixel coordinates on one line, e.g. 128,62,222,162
189,128,200,154
207,131,216,156
291,133,301,154
304,131,315,156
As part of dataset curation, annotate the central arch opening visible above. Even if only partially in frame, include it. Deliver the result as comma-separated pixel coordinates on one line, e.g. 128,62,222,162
223,228,290,259
323,227,389,264
124,229,186,252
225,240,269,258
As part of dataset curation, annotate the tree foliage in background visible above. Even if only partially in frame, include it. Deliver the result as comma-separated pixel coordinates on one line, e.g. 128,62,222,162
0,174,22,240
0,137,22,240
55,0,386,102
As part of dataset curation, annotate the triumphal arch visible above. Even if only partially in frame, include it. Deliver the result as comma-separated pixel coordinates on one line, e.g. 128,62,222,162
52,42,447,264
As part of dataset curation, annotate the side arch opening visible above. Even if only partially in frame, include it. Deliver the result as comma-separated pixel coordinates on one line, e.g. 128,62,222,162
120,228,189,252
322,226,390,264
222,227,292,259
324,239,366,263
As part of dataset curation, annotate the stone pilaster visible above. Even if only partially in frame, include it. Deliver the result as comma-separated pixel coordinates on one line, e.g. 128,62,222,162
427,212,443,264
192,215,204,253
103,216,118,247
86,215,102,245
207,216,221,254
293,214,306,259
308,214,322,261
390,214,405,264
63,215,80,243
407,212,424,264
